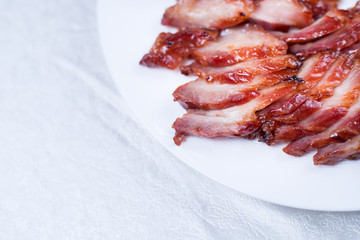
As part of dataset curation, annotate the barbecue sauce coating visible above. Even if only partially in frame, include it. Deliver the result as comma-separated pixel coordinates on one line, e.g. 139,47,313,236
140,29,219,69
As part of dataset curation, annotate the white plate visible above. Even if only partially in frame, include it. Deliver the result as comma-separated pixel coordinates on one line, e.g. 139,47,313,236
98,0,360,211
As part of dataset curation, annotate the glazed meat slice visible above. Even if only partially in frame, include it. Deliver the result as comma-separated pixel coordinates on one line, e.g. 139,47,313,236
284,99,360,157
250,0,313,31
270,60,360,143
181,54,300,83
268,53,355,124
300,0,340,19
173,82,297,145
192,24,288,67
257,51,338,122
342,41,360,55
313,134,360,165
173,69,297,110
307,53,356,100
290,15,360,59
282,9,349,43
174,79,259,110
140,29,219,69
161,0,255,29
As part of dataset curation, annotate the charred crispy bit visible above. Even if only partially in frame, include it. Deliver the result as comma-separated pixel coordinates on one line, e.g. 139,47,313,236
173,82,297,145
250,0,313,31
140,29,219,69
282,9,349,43
282,75,305,84
173,69,297,110
269,60,360,144
192,24,288,67
161,0,255,29
313,135,360,165
290,15,360,59
293,51,339,92
284,100,360,157
257,51,338,122
181,54,300,83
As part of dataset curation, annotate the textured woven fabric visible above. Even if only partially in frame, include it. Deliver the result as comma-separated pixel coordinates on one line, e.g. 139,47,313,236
1,0,360,239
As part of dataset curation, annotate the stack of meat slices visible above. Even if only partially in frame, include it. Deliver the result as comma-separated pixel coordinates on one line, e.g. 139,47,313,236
140,0,360,165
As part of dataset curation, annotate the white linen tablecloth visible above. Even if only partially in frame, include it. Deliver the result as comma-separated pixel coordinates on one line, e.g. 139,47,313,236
1,0,360,239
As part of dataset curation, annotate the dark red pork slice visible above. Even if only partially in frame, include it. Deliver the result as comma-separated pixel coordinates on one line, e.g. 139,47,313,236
250,0,313,31
180,54,300,83
161,0,255,30
300,0,340,19
173,69,297,110
341,41,360,55
268,52,355,124
173,82,297,145
313,135,360,165
192,24,288,67
270,60,360,144
282,9,349,43
290,15,360,59
308,53,356,100
257,50,338,122
284,99,360,157
140,29,219,69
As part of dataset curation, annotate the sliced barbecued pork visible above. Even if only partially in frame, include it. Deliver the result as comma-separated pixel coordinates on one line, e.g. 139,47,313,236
282,9,349,43
313,134,360,165
173,69,297,110
192,23,288,67
290,15,360,59
300,0,340,19
265,52,355,125
181,54,300,83
140,29,219,69
173,81,298,145
250,0,313,31
269,59,360,143
161,0,255,30
284,98,360,157
342,41,360,55
257,51,338,122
